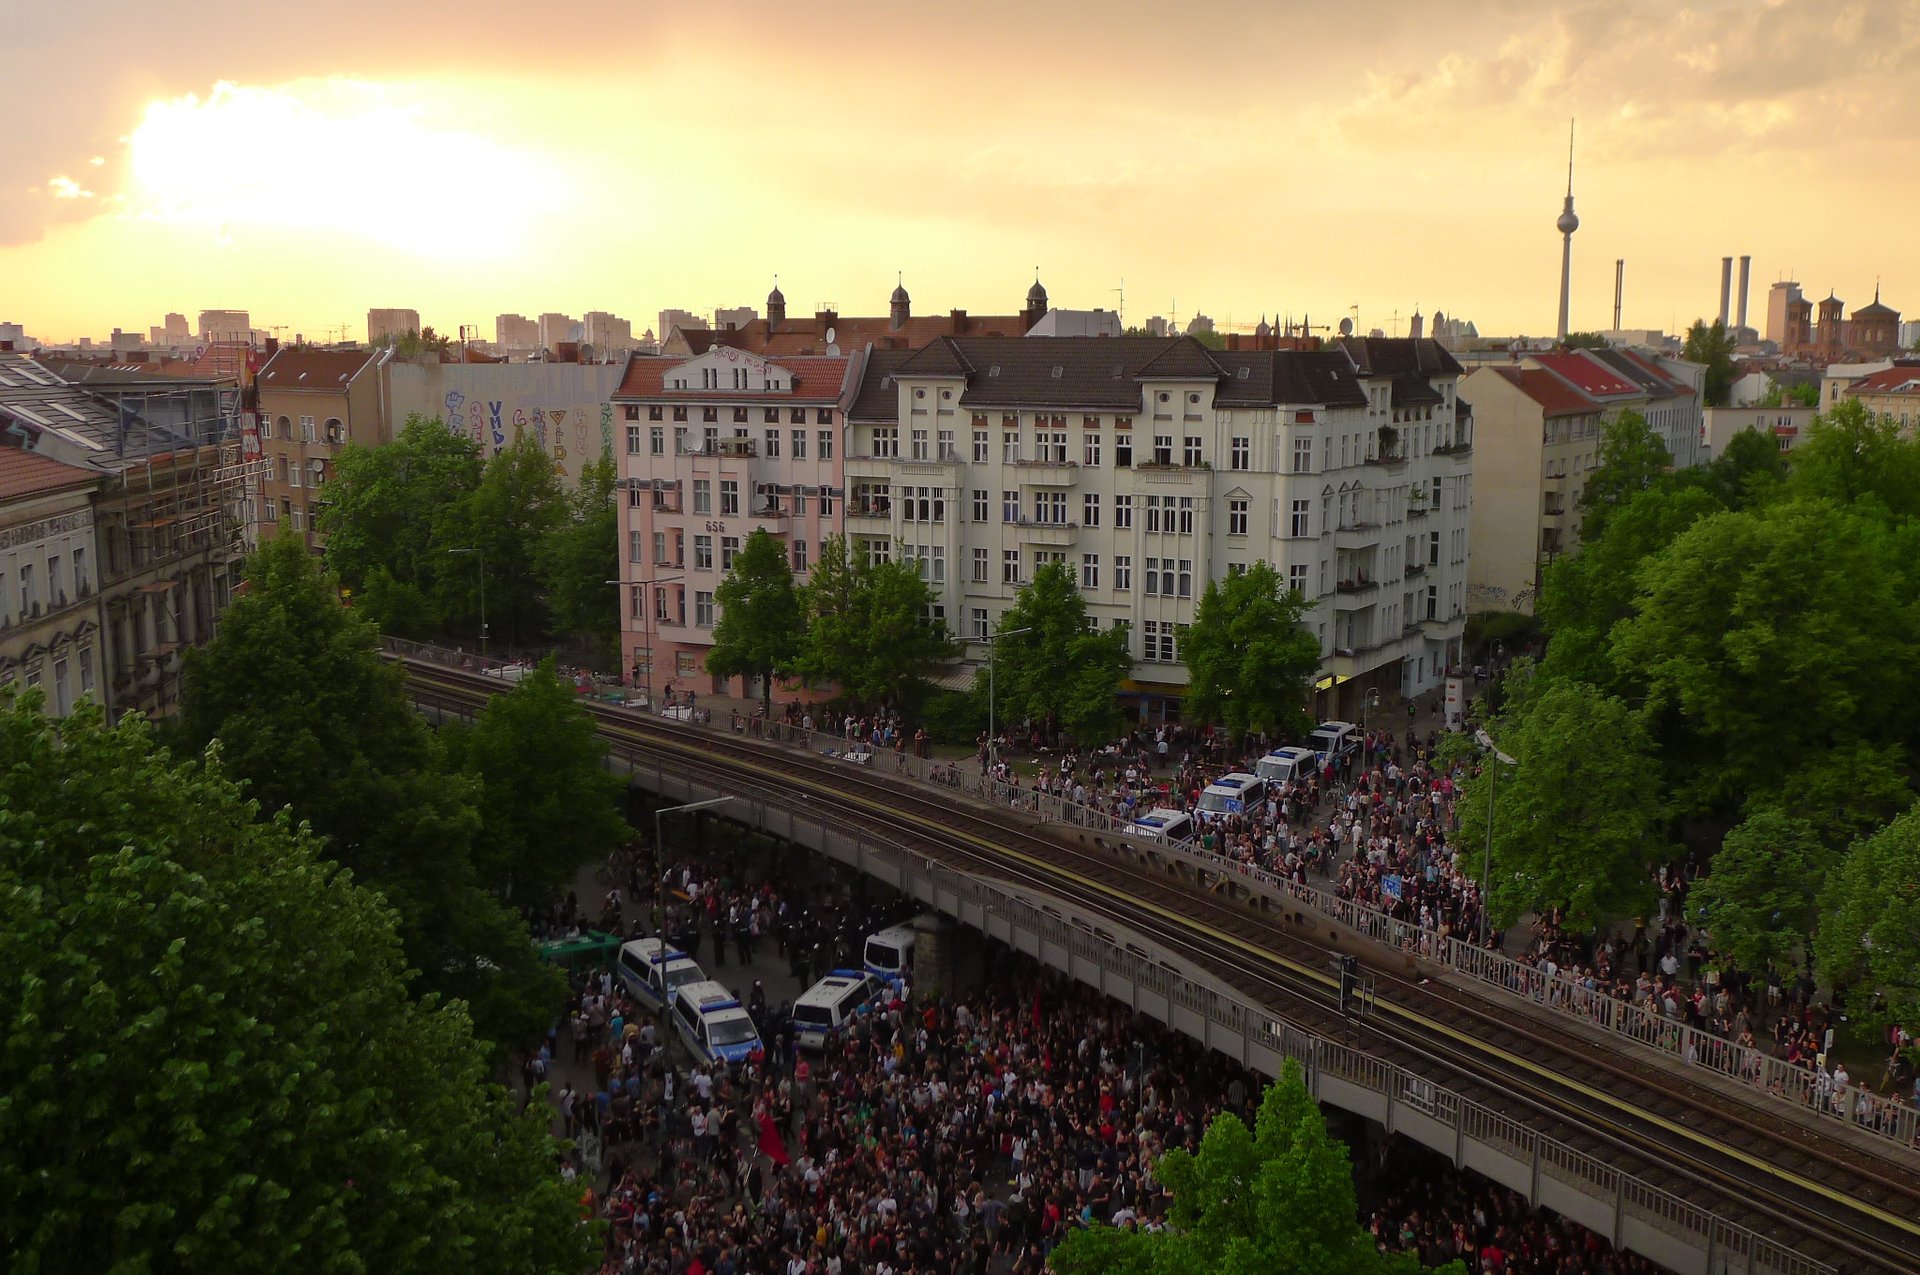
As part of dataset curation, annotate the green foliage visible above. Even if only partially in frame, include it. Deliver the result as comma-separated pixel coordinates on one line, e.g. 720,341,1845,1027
317,414,482,636
1816,805,1920,1038
441,658,629,905
981,561,1132,744
0,691,594,1274
1562,331,1610,350
1187,329,1226,350
178,532,564,1049
792,535,953,708
1577,410,1670,542
1758,379,1819,408
1701,426,1787,510
1181,561,1318,740
539,452,619,655
707,528,802,710
1454,681,1663,929
1693,810,1828,974
386,325,454,357
1786,398,1920,520
919,684,988,745
1050,1061,1444,1275
1682,317,1737,407
462,433,567,647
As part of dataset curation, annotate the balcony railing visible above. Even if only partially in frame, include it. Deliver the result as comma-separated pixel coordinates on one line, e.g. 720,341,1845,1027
1432,440,1473,456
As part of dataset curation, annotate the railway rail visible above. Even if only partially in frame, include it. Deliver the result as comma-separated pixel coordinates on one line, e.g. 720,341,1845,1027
397,657,1920,1274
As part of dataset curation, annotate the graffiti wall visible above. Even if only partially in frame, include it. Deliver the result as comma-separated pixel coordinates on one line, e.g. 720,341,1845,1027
383,361,623,488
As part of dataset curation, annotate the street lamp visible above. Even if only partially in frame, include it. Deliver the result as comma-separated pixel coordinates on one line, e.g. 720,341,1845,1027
447,546,488,660
987,625,1033,765
608,574,683,712
1473,726,1517,948
1360,686,1383,755
652,796,734,936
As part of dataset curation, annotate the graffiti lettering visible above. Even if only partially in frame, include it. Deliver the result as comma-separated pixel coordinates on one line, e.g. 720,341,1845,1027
489,401,505,449
598,403,614,457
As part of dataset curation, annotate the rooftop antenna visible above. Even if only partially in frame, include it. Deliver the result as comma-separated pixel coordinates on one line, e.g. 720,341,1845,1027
1112,278,1125,328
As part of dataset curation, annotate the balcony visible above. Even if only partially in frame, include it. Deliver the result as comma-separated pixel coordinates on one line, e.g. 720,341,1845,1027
1406,501,1429,520
1008,457,1079,486
1333,580,1378,611
1432,439,1473,459
1334,520,1381,550
1420,609,1465,638
846,498,893,523
1009,517,1078,547
898,445,962,474
1402,561,1427,578
845,454,896,480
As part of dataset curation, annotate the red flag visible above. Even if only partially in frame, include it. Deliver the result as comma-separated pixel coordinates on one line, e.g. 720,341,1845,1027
758,1111,790,1166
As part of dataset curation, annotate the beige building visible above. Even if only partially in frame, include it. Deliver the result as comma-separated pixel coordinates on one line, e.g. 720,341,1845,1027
382,358,623,486
255,348,386,549
1845,362,1920,431
1701,404,1813,459
0,448,105,713
367,308,422,343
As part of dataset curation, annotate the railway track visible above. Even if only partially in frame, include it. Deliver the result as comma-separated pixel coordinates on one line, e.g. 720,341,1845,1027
400,660,1920,1274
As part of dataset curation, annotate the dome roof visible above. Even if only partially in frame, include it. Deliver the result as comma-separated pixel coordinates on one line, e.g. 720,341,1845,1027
890,282,910,304
768,284,785,305
1027,278,1048,304
1255,316,1271,336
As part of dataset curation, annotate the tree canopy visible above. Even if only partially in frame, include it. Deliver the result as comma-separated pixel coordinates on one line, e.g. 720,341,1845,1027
1693,810,1829,975
460,432,567,648
1577,410,1670,543
791,535,952,708
979,561,1131,744
539,452,620,655
1181,561,1319,740
1050,1060,1448,1275
0,690,594,1274
1681,318,1737,407
706,528,802,711
1816,805,1920,1040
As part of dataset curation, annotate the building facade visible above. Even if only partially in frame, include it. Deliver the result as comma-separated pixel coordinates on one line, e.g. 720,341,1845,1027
661,279,1047,358
367,308,421,343
383,358,623,486
495,313,541,349
1846,363,1920,430
0,449,105,713
197,309,251,342
255,348,385,548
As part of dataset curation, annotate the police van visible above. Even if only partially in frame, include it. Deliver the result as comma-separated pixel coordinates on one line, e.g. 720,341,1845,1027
1195,772,1267,825
790,969,885,1051
863,917,929,988
670,979,763,1066
1308,720,1362,767
616,938,706,1012
1255,745,1319,786
1124,806,1196,843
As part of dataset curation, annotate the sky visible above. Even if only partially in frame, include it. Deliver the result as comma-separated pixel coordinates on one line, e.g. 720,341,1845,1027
3,0,1915,345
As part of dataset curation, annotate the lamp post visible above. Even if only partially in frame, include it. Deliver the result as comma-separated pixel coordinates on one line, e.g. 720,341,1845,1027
1360,686,1382,756
1473,726,1517,948
608,574,683,712
652,796,734,937
447,546,488,660
987,625,1033,765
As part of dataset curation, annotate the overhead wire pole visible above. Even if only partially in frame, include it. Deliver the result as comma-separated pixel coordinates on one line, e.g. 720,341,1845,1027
447,546,488,660
652,796,734,936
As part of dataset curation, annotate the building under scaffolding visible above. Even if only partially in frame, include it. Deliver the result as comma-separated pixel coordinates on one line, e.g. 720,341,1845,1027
0,352,267,716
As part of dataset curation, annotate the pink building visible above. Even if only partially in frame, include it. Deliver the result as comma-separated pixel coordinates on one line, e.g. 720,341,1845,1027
613,345,858,700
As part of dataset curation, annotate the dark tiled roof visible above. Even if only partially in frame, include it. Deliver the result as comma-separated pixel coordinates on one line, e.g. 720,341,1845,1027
1853,300,1899,318
612,353,850,401
672,311,1031,358
1134,337,1225,380
0,445,102,502
847,349,916,422
1338,336,1465,379
893,338,973,378
257,348,380,390
1212,350,1368,408
1590,348,1684,399
947,337,1178,410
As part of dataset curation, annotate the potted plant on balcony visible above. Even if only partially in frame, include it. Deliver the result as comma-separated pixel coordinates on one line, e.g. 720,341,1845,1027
1377,424,1400,459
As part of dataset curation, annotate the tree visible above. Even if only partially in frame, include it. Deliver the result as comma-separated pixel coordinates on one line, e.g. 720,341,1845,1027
178,532,564,1049
706,528,802,712
0,691,594,1273
457,433,567,648
1454,681,1663,929
1050,1061,1446,1275
1563,331,1610,350
980,561,1132,744
1701,426,1787,510
317,414,482,636
1693,810,1829,974
441,659,630,904
1787,398,1920,521
1577,410,1670,542
1182,562,1319,740
539,452,619,657
1758,379,1819,409
791,536,953,708
1816,805,1920,1039
1682,317,1737,407
387,325,454,357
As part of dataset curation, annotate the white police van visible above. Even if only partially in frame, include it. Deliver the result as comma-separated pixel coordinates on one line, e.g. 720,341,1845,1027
1308,720,1362,767
1195,772,1267,825
670,979,763,1065
1255,745,1319,786
1123,806,1196,843
616,938,706,1012
790,969,884,1051
863,917,930,988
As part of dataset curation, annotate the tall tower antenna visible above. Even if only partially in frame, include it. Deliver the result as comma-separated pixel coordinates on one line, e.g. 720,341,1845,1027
1555,118,1580,343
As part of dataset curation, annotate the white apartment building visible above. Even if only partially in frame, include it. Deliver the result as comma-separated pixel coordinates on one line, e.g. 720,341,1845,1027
847,335,1472,719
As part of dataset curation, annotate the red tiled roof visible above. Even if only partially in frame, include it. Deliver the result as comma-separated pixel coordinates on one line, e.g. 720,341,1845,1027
1532,351,1641,399
614,354,851,400
1848,365,1920,396
0,445,102,502
1491,367,1601,418
257,348,380,389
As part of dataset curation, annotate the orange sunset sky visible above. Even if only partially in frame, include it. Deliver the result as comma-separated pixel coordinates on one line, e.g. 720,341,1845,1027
3,0,1913,345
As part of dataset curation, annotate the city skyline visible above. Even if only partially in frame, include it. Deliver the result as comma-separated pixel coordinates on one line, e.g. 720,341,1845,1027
4,0,1916,344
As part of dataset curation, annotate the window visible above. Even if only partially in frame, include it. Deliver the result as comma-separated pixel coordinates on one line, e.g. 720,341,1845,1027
290,506,305,531
1228,498,1248,536
675,426,689,453
72,547,87,595
1034,491,1067,524
1426,583,1439,620
972,547,989,582
1177,559,1193,598
672,406,688,422
816,409,832,425
970,608,989,640
866,539,891,567
1230,436,1249,470
1002,550,1021,584
732,407,748,424
290,462,303,488
1148,434,1172,464
1183,436,1204,466
78,645,94,697
1431,476,1443,507
1041,430,1068,462
1178,498,1194,535
1115,430,1133,467
650,426,665,455
1114,556,1131,591
299,415,316,442
262,502,277,523
791,408,806,424
19,563,34,615
629,530,645,563
972,489,988,522
1002,430,1021,463
695,591,715,627
626,424,643,454
817,430,833,460
1144,557,1160,596
765,407,780,423
1144,496,1162,534
791,429,807,459
1142,620,1177,663
1085,432,1102,466
1082,492,1100,527
765,429,781,458
702,407,718,424
653,531,667,564
693,480,712,514
972,430,989,463
720,481,740,516
1081,554,1100,590
938,428,954,458
818,491,834,518
1159,558,1176,595
721,536,740,569
1002,490,1020,522
1429,530,1440,567
1114,495,1133,529
648,405,664,421
704,425,719,451
1289,499,1311,538
1288,563,1309,595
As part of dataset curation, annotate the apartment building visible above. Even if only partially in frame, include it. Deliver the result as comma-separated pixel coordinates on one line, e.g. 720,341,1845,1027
847,334,1472,719
367,308,421,343
0,448,105,713
1845,362,1920,431
611,346,859,697
255,348,385,548
661,278,1046,358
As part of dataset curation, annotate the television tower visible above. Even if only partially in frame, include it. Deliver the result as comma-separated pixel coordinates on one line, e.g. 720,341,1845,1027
1556,120,1579,343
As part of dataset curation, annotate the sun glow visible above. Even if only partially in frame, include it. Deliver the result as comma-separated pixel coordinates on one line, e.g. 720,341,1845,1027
124,78,569,259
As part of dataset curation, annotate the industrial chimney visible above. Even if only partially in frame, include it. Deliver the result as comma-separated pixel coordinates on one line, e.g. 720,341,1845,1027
1719,257,1733,327
1736,255,1752,333
1613,259,1624,331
